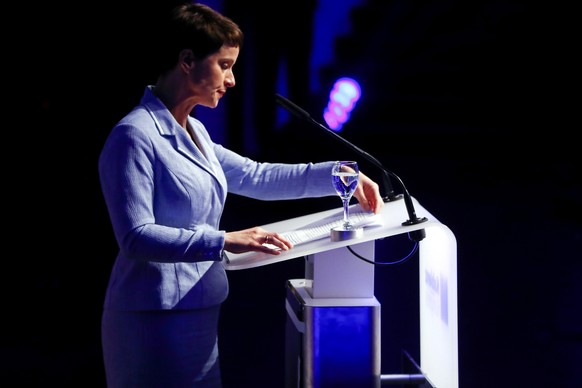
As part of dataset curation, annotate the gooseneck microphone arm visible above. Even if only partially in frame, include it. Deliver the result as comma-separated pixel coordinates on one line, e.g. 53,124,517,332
275,94,428,241
276,95,398,202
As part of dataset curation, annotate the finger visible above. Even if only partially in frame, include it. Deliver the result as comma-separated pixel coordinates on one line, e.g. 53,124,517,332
261,233,292,251
272,232,293,249
354,191,371,211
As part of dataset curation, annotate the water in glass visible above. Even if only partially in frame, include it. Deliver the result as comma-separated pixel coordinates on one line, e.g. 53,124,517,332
332,161,359,229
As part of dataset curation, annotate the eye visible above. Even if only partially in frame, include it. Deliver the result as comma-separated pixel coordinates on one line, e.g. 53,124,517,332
219,59,235,70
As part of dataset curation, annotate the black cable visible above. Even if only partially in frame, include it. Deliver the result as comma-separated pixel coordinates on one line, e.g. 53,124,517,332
346,241,418,266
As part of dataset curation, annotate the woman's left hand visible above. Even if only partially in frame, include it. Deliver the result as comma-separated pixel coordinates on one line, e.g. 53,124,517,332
353,171,385,214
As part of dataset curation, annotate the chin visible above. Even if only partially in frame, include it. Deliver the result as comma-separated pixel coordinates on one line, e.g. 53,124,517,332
209,96,221,108
200,100,219,109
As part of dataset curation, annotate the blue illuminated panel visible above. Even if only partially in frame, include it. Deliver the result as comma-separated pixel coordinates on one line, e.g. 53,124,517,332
304,305,380,387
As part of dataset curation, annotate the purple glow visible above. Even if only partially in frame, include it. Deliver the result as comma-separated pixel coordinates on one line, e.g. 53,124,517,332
324,77,361,131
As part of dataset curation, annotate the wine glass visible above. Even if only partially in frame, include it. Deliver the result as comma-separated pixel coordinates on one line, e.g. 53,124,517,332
331,161,360,230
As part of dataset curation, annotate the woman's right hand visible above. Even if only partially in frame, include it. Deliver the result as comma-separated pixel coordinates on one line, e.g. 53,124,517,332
224,227,293,255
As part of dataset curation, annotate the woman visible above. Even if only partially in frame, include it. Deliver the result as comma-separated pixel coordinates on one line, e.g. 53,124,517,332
98,3,384,387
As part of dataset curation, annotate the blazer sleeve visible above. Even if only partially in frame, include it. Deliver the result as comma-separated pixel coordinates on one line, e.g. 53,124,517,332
212,143,337,200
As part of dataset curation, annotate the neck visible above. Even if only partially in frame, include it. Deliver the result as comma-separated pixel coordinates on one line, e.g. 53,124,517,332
153,74,193,128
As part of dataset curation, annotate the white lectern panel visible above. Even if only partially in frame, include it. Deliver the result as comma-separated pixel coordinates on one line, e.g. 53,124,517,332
419,224,458,388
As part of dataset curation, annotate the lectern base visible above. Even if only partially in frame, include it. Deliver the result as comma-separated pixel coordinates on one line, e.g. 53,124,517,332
284,279,381,388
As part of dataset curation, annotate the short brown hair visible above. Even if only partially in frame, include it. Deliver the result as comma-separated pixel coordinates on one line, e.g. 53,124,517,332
155,2,244,75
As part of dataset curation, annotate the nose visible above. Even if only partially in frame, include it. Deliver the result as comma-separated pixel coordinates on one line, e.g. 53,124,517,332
225,72,235,88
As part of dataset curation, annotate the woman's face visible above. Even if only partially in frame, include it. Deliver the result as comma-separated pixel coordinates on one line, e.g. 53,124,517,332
189,45,239,108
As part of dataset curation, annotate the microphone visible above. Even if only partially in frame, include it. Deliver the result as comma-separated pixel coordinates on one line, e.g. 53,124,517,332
275,93,428,241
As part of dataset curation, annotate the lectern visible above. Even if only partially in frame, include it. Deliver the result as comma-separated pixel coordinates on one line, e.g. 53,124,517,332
223,197,458,388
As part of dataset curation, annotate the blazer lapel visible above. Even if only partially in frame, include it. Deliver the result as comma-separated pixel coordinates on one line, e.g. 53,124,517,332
142,87,226,190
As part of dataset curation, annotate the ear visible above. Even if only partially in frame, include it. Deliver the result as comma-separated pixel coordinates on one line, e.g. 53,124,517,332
179,49,195,72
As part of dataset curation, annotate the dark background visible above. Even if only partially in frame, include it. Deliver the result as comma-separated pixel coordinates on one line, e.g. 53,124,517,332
9,0,579,387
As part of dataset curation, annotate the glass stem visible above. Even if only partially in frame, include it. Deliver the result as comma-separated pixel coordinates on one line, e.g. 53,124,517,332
342,198,351,228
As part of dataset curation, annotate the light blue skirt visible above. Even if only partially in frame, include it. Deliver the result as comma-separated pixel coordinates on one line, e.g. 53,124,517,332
102,306,222,387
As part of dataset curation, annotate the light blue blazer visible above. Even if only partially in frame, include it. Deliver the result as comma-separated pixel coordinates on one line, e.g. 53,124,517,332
99,86,336,311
